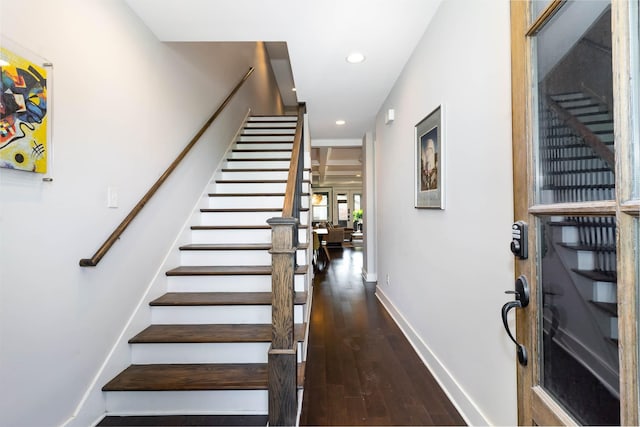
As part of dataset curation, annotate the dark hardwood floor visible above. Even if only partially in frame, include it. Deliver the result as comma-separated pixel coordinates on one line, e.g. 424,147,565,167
300,247,466,426
98,247,464,427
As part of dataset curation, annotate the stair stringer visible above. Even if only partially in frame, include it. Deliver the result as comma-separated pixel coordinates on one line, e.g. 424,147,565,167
98,113,313,418
66,110,253,426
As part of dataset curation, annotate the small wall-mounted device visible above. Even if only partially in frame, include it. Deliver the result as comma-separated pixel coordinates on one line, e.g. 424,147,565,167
385,109,395,124
510,221,528,259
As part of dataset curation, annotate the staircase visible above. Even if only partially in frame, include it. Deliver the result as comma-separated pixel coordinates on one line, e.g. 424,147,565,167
538,91,619,415
101,115,312,421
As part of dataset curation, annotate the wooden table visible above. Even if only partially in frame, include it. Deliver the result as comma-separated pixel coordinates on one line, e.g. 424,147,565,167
312,229,330,271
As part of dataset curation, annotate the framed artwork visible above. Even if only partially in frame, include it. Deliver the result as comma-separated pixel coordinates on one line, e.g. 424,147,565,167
415,105,444,209
0,38,49,173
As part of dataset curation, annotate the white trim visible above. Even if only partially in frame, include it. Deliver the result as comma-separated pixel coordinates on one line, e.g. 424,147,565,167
311,138,362,147
375,287,489,426
361,269,377,283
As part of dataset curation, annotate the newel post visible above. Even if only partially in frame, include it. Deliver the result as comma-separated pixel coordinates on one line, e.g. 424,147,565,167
267,217,298,426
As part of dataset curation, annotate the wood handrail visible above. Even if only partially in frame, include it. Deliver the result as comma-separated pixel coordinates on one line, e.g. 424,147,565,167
545,94,615,169
79,67,255,267
281,104,306,218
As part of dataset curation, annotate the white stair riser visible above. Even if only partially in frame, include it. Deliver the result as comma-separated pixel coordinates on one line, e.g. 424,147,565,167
131,342,303,364
242,129,295,135
577,113,611,123
561,226,579,245
245,122,296,128
234,143,293,150
611,317,618,340
577,251,594,270
599,134,614,143
238,135,294,142
180,249,307,266
214,183,287,193
200,210,281,226
217,170,310,181
224,160,291,169
199,210,309,226
219,171,289,181
167,274,307,293
191,228,271,244
105,390,267,414
593,281,617,304
191,228,308,244
585,123,613,132
208,195,284,209
230,151,291,159
151,306,304,324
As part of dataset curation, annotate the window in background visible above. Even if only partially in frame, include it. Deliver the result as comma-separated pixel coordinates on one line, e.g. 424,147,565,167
312,192,328,222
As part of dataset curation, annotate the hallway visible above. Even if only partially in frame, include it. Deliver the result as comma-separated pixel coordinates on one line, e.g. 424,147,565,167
300,247,466,426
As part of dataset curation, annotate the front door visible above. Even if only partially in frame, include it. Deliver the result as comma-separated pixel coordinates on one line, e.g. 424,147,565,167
510,1,640,425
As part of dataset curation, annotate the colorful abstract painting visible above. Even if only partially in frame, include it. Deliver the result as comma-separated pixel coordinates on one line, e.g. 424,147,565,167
0,44,48,173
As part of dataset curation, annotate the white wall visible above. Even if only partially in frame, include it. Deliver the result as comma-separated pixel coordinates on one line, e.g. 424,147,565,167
373,0,516,425
0,1,282,426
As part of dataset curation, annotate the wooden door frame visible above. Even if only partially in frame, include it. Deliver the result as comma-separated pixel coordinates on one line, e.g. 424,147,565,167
510,0,640,424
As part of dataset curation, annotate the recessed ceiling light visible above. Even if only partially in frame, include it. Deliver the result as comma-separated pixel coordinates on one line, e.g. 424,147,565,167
292,87,297,92
346,52,365,64
336,120,346,126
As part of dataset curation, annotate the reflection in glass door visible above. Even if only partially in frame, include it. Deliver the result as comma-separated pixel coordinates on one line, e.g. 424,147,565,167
538,216,619,425
532,0,619,424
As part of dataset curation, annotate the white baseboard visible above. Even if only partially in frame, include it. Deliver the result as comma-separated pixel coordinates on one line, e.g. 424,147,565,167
375,287,488,426
361,268,377,283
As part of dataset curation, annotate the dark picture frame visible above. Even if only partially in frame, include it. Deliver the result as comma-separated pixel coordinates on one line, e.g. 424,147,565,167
415,105,444,209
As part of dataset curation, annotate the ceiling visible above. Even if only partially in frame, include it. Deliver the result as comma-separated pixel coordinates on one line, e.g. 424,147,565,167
124,0,442,186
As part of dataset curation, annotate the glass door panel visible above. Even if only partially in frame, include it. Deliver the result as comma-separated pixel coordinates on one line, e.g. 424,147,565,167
336,193,348,227
534,1,615,204
537,215,619,425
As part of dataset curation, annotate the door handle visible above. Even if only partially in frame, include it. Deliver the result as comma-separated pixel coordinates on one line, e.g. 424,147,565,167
501,275,529,366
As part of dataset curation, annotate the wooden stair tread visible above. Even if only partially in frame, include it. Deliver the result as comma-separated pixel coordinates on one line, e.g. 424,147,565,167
560,243,616,252
208,192,310,197
150,291,308,306
199,207,309,213
546,155,599,161
166,265,308,276
179,243,308,251
220,168,312,172
233,149,292,152
226,158,292,162
130,323,306,343
98,415,268,426
191,225,270,230
548,221,615,228
543,184,615,190
215,179,311,184
589,301,618,316
103,363,305,391
544,168,612,175
190,224,309,230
